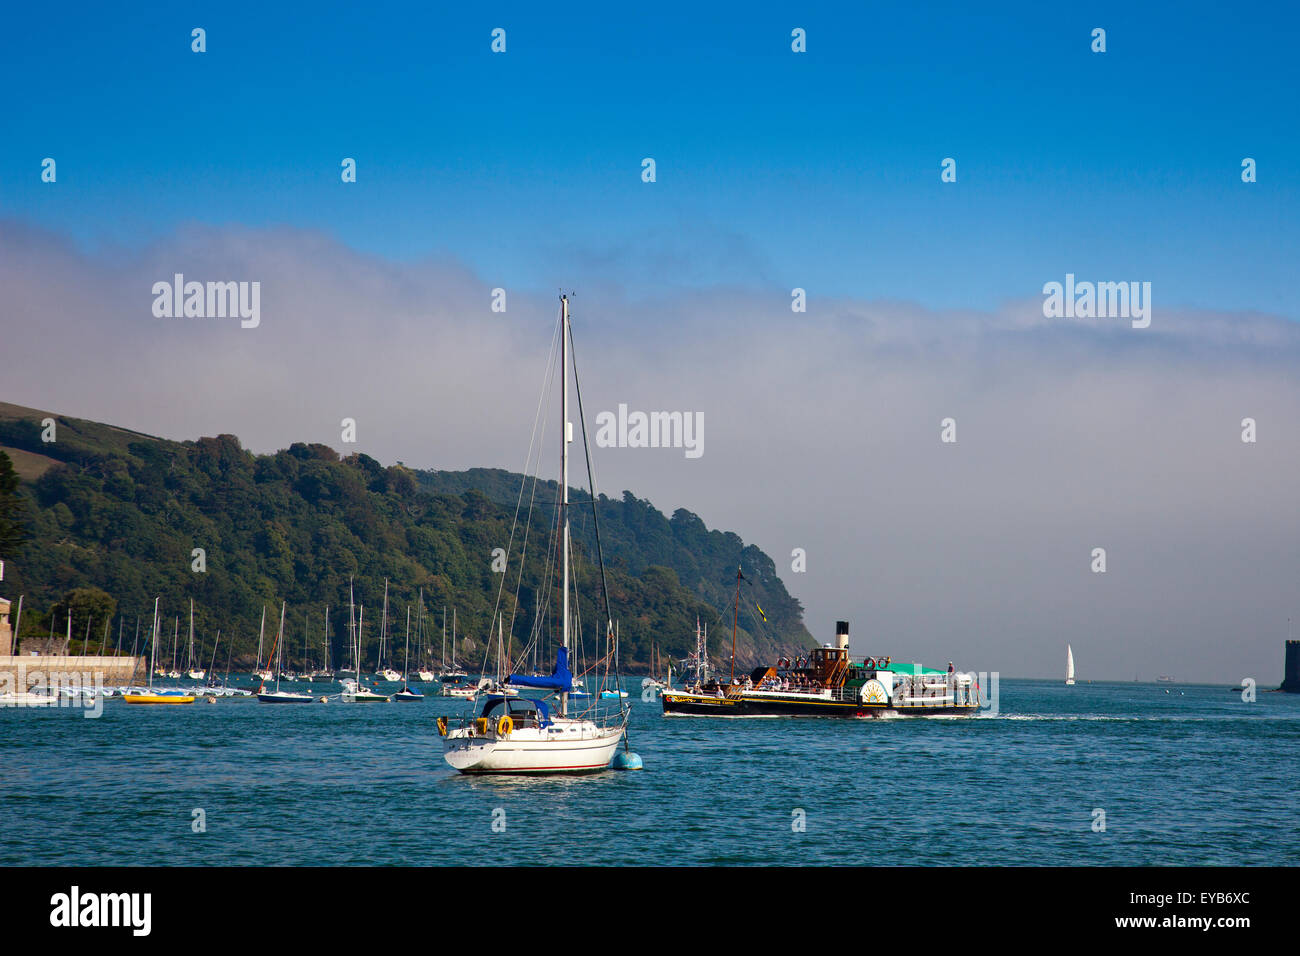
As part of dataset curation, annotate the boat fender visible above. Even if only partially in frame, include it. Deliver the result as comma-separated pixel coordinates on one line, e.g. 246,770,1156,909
437,716,448,736
497,715,514,737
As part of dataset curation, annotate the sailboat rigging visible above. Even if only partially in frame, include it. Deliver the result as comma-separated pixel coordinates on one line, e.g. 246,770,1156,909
257,602,315,703
440,294,635,773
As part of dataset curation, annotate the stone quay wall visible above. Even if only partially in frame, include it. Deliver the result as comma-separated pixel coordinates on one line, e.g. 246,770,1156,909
0,655,146,691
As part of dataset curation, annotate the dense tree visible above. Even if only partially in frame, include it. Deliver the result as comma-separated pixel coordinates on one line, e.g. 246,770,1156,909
0,450,27,560
1,417,813,671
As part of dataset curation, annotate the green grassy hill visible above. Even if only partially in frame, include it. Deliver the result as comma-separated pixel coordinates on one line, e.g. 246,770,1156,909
0,402,814,673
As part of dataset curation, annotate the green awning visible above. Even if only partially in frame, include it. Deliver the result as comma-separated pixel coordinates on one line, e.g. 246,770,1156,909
880,662,947,675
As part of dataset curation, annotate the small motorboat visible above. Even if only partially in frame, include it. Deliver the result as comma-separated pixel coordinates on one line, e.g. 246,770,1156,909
394,685,425,702
341,678,390,703
0,691,59,707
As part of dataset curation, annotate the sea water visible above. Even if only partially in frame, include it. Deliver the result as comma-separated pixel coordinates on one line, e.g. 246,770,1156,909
1,679,1295,866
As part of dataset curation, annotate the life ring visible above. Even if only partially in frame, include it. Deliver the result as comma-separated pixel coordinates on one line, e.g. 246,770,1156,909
437,716,448,737
497,715,514,737
865,656,876,669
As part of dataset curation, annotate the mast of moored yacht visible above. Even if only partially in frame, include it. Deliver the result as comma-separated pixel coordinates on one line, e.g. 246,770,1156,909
357,605,366,678
402,605,411,687
348,579,357,677
148,598,159,690
379,579,389,675
560,294,570,718
256,605,266,674
416,588,425,673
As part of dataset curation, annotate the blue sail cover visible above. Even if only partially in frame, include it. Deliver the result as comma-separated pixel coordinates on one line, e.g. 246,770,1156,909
506,647,573,691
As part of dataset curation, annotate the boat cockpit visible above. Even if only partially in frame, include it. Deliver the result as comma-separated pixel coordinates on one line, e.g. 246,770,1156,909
476,695,552,729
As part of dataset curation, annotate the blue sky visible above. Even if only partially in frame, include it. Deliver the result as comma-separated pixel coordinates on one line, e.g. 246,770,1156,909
2,1,1296,315
3,3,1299,680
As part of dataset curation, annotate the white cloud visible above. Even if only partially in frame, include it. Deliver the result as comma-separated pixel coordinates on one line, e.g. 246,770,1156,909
3,219,1297,684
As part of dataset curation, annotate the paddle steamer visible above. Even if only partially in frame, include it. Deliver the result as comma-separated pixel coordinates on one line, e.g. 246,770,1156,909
661,620,980,718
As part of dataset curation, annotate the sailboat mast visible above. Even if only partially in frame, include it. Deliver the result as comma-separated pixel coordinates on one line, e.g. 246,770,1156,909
148,597,159,689
380,579,389,674
403,605,411,684
257,605,266,672
731,567,740,684
560,294,570,718
275,601,286,691
348,579,357,677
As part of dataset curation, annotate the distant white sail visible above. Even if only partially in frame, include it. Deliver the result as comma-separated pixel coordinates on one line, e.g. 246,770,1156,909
1065,644,1075,685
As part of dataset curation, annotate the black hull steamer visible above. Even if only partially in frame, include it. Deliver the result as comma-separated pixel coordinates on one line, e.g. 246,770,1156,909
661,618,981,719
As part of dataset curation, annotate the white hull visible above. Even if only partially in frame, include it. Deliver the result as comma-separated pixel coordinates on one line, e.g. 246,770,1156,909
443,719,623,774
0,692,60,707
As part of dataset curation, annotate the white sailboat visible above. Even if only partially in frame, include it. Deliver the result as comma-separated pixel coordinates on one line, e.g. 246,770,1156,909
253,606,272,681
414,591,436,681
441,295,628,774
342,581,389,702
1065,644,1076,686
185,599,206,680
438,606,469,690
374,579,403,682
257,602,315,703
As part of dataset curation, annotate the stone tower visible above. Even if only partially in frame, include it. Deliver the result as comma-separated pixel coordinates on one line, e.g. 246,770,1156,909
1282,640,1300,693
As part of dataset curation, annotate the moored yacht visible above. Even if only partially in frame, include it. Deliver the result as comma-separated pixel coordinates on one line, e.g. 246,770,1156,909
440,295,628,773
